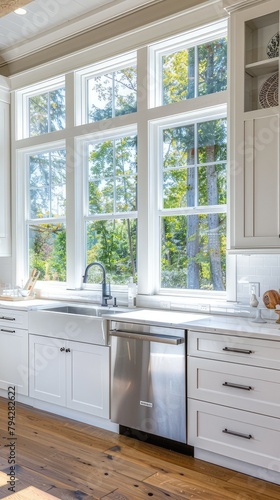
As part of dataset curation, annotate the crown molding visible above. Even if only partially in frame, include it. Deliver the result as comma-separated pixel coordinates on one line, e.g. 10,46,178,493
223,0,269,14
0,0,210,76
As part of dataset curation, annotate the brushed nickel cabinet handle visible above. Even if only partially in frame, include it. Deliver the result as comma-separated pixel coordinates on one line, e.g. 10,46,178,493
223,347,253,354
1,328,16,333
223,382,253,391
223,428,252,440
0,316,15,321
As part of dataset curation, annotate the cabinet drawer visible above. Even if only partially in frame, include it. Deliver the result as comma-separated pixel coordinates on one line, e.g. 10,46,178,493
188,399,280,471
188,357,280,418
0,327,28,395
188,331,280,369
0,308,28,330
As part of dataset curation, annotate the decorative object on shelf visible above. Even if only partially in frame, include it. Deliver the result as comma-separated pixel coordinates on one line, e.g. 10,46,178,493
250,293,259,307
266,32,279,59
263,289,280,309
259,72,278,108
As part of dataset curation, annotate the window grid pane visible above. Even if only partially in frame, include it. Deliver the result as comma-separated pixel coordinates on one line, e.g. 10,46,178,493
29,223,66,282
161,37,227,106
86,219,137,284
87,65,137,123
28,149,66,219
160,117,227,291
28,87,65,137
87,135,137,215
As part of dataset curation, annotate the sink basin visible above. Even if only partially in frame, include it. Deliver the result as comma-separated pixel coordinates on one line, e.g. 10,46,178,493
43,305,122,317
29,304,128,345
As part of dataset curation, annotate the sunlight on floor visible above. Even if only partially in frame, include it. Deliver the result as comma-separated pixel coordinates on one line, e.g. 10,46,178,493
3,485,57,499
0,471,8,486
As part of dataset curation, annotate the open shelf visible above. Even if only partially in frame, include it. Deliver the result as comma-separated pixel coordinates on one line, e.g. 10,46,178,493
245,11,279,111
245,57,279,77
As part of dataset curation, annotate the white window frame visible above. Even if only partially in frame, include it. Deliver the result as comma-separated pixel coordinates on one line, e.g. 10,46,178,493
13,15,232,302
16,76,65,141
75,52,137,127
16,140,66,285
150,105,227,298
79,125,138,284
149,19,227,108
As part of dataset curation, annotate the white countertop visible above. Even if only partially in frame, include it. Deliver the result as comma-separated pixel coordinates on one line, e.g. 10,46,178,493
1,298,280,341
0,298,64,310
104,308,280,341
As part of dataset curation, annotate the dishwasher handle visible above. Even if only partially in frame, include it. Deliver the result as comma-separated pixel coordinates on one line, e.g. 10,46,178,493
109,329,184,345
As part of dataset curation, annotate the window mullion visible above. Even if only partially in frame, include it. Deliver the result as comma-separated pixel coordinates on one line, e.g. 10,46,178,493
113,140,116,214
49,151,52,217
194,122,198,208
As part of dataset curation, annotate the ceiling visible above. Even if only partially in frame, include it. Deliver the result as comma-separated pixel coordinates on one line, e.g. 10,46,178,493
0,0,208,76
0,0,154,51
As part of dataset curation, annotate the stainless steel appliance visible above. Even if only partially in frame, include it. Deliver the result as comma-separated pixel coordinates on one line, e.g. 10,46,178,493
110,321,186,443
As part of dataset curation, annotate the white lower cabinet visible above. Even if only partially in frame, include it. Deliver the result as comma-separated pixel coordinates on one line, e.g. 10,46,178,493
188,400,280,470
0,310,28,396
188,330,280,475
0,327,28,396
29,334,109,418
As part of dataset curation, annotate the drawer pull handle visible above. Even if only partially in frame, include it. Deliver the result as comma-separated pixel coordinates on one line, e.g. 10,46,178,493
0,316,15,321
223,428,252,440
223,347,253,354
223,382,253,391
1,328,15,334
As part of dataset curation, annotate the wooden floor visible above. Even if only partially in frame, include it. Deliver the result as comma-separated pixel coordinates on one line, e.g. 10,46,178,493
0,398,280,499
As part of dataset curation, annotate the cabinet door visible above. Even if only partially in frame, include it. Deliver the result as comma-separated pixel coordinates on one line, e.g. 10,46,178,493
66,342,109,418
29,335,66,406
229,0,280,250
0,328,28,395
234,113,280,248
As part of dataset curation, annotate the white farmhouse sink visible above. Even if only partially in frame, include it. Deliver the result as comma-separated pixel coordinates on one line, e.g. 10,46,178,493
42,305,122,317
29,305,125,345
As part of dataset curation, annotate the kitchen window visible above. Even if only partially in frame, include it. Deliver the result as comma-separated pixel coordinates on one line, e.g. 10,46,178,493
14,17,228,298
25,147,66,281
17,77,66,140
157,115,227,291
83,130,137,284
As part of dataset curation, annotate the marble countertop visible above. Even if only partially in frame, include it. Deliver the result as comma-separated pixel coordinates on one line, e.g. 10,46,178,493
0,298,64,310
104,308,280,341
1,298,280,341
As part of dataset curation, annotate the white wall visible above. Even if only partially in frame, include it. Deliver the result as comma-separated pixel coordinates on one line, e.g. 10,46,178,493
0,257,13,288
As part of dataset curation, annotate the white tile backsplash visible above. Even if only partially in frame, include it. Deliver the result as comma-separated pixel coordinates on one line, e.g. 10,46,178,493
237,254,280,306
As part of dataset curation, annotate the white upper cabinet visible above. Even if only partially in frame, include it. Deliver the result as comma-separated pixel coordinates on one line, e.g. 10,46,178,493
0,76,10,256
228,0,280,250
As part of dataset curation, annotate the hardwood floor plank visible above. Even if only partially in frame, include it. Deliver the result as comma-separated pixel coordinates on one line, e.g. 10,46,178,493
0,486,58,499
228,472,280,499
106,441,236,482
0,398,279,500
144,470,280,500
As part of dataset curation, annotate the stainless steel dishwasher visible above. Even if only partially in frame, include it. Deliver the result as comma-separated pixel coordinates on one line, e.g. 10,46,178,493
109,321,186,443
